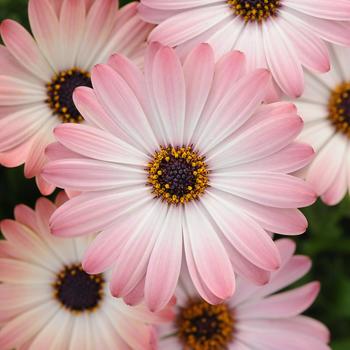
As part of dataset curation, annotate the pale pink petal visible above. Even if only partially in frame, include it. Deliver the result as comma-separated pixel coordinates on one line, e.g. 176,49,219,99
0,301,59,350
28,0,61,70
194,69,271,153
263,18,304,97
284,0,350,21
206,106,302,169
237,282,320,319
151,45,186,145
321,158,348,205
0,76,46,105
145,206,183,311
42,158,145,191
24,118,56,178
278,15,330,73
203,191,281,271
53,123,147,165
59,0,86,68
148,4,231,47
73,87,128,141
280,8,350,46
76,0,118,69
92,64,158,153
110,201,167,298
211,172,316,208
307,133,347,196
181,44,215,145
184,202,235,301
0,258,51,284
49,188,150,237
0,20,53,80
82,221,142,275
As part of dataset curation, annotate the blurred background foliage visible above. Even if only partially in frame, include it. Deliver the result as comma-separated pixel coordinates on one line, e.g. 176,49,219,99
0,1,349,349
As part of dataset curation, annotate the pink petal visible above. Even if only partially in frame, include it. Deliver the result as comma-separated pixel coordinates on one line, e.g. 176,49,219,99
182,43,215,145
58,0,86,68
0,20,53,80
145,206,183,311
211,172,316,208
203,191,281,271
110,201,167,298
184,202,235,301
48,188,150,237
28,0,61,70
237,281,320,319
263,18,304,97
92,64,158,153
53,123,146,164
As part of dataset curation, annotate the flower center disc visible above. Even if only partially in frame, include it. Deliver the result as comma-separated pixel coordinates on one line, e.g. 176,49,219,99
46,68,92,123
53,264,104,313
227,0,281,22
176,299,235,350
147,146,209,205
328,81,350,137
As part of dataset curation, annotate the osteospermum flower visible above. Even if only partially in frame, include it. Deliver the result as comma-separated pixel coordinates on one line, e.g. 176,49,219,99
158,239,330,350
0,193,172,350
0,0,152,194
295,45,350,205
42,43,316,312
138,0,350,99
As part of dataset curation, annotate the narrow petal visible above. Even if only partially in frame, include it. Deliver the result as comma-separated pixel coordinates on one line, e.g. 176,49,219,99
203,192,281,271
145,206,183,311
184,202,235,301
48,188,151,237
28,0,61,70
211,172,316,208
263,18,304,97
182,43,215,145
0,19,53,80
237,281,320,319
53,123,147,165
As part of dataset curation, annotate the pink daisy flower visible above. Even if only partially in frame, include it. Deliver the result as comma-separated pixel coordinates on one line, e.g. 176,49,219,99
158,239,330,350
139,0,350,99
295,45,350,205
42,43,316,312
0,193,172,350
0,0,152,195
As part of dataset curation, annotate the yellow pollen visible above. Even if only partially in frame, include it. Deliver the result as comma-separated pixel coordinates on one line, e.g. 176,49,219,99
176,299,235,350
328,81,350,137
227,0,281,22
146,145,209,205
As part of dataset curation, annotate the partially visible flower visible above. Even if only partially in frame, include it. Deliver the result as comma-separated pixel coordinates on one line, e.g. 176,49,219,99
295,45,350,205
158,239,330,350
0,0,152,194
139,0,350,99
42,43,316,311
0,193,172,350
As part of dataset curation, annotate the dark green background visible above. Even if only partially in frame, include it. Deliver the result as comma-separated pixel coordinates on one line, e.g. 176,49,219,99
0,1,349,349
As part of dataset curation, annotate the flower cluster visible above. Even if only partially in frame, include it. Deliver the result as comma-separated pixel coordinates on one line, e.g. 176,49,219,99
0,0,349,348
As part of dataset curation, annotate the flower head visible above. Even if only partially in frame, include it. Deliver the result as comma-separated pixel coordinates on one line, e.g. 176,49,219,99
158,239,330,350
0,0,152,194
139,0,350,98
0,193,172,350
42,43,316,312
295,45,350,205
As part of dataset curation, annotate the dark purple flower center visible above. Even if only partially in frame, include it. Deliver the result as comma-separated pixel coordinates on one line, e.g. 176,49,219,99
46,68,92,123
53,264,104,312
147,146,209,205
